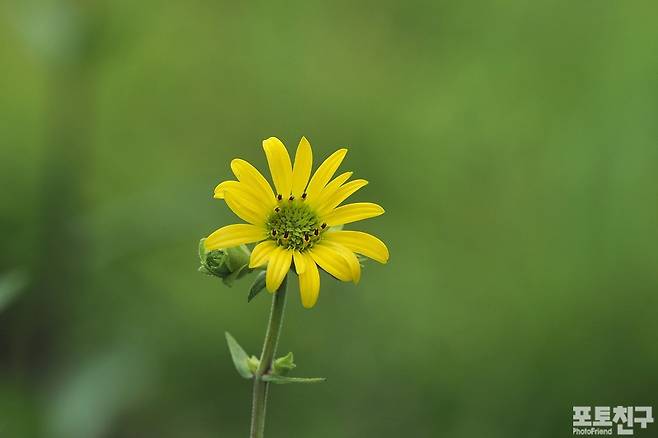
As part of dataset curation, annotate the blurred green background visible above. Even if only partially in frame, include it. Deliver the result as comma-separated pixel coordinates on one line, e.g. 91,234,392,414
1,1,657,437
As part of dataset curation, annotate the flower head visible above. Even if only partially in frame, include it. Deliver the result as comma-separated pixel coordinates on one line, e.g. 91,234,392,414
205,137,389,308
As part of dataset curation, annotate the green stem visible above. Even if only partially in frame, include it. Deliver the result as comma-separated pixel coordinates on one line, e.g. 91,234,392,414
250,274,288,438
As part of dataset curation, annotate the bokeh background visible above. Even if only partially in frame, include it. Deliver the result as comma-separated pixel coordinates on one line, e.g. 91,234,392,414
1,1,657,437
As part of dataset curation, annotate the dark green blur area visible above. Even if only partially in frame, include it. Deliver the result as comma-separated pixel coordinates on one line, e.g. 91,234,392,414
1,0,657,437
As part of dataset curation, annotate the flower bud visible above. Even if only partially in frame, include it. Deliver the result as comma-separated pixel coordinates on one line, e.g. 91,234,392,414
247,355,260,374
198,239,252,286
272,352,296,376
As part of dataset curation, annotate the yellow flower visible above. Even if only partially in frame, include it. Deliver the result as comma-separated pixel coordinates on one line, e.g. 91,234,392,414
205,137,389,308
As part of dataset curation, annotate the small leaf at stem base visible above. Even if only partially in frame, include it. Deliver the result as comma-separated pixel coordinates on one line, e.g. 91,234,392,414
261,375,326,384
248,271,267,302
225,332,253,379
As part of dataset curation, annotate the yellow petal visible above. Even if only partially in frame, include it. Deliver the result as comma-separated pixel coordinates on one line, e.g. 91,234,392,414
322,202,385,226
298,253,320,308
266,247,293,292
214,180,275,230
250,240,277,268
323,230,389,263
213,180,236,199
230,159,276,207
224,181,272,216
317,179,368,216
220,181,269,206
309,243,352,282
308,171,353,209
205,224,265,250
263,137,293,197
291,137,313,198
224,189,268,225
293,250,307,274
305,148,348,200
320,241,361,284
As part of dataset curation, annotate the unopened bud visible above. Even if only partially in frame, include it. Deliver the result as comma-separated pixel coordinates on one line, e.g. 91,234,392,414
198,239,252,286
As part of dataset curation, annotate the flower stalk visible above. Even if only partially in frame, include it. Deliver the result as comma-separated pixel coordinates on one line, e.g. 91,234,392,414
250,274,288,438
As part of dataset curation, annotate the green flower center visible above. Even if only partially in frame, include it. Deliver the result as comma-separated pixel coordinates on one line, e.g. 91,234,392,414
266,199,326,251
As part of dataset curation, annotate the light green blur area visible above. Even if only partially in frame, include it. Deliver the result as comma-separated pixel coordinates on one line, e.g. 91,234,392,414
1,1,657,437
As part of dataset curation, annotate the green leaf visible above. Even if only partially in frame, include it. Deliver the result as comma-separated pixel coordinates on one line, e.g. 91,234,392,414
248,271,267,302
225,332,253,379
262,375,326,384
